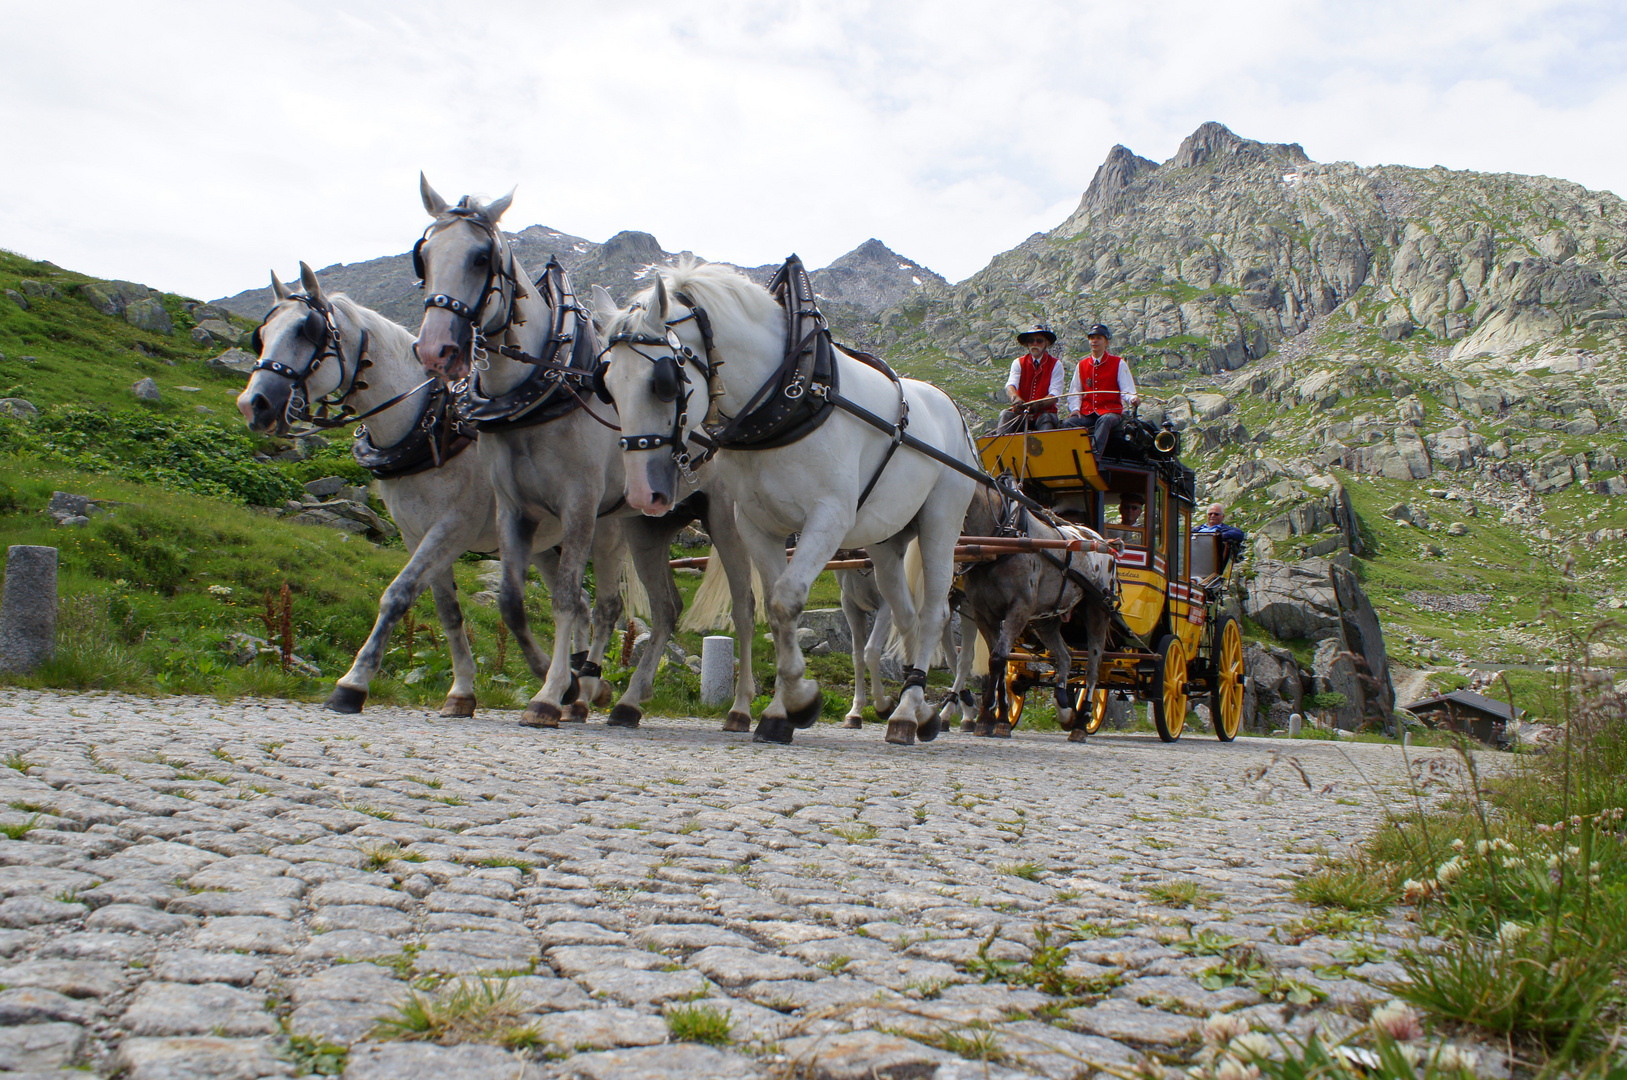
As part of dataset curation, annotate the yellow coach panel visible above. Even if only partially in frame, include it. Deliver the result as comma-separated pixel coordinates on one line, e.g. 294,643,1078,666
977,429,1107,494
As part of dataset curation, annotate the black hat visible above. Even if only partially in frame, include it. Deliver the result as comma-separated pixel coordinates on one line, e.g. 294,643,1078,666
1016,324,1056,346
1085,323,1112,339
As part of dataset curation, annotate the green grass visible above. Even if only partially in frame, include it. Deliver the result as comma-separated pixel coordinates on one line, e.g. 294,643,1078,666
1292,865,1393,912
1143,879,1219,908
371,977,529,1046
664,1003,733,1045
0,814,39,840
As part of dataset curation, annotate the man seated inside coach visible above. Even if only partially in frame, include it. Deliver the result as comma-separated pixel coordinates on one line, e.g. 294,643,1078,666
1194,502,1247,571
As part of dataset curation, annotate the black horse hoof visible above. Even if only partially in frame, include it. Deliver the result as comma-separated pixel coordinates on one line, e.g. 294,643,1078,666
917,713,941,742
520,702,561,729
324,685,367,714
561,672,581,706
607,704,641,728
753,717,794,744
563,701,589,723
873,697,898,722
722,712,752,733
787,693,823,730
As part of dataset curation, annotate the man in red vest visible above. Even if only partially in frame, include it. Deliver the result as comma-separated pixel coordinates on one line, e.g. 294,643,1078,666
997,324,1065,434
1063,323,1139,452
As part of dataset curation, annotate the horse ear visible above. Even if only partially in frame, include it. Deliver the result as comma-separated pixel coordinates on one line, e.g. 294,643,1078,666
588,285,617,328
481,187,515,223
298,261,325,304
420,173,448,216
654,276,670,321
271,270,291,300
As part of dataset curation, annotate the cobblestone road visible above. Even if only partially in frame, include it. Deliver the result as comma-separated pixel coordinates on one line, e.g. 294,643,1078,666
0,692,1467,1079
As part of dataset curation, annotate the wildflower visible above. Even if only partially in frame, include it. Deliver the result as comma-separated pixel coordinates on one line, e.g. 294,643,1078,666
1495,921,1528,947
1435,856,1464,886
208,585,233,597
1546,853,1562,871
1450,838,1464,851
1203,1012,1250,1045
1401,878,1435,904
1214,1057,1260,1080
1230,1032,1275,1060
1396,1043,1422,1067
1501,857,1525,869
1566,845,1581,858
1475,840,1491,856
1369,1000,1424,1041
1435,1045,1479,1073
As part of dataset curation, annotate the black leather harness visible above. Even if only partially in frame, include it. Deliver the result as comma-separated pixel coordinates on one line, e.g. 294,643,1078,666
351,383,478,480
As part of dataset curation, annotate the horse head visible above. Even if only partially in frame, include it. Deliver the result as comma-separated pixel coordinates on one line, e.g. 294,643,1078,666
236,262,342,434
412,174,516,384
595,276,693,515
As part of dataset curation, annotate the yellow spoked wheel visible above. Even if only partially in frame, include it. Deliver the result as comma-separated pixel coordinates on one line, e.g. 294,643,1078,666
1074,685,1108,735
1152,635,1187,743
1210,616,1244,742
1003,665,1026,728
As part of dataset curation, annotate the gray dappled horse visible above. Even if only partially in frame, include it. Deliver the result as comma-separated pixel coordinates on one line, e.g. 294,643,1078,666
836,566,973,730
236,263,567,716
957,484,1118,739
600,261,978,746
413,179,759,730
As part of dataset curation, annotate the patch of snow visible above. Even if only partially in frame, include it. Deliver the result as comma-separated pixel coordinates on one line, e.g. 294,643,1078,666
912,276,922,285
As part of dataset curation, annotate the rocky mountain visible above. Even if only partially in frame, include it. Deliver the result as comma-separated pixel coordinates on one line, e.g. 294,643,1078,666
870,121,1627,402
215,229,940,341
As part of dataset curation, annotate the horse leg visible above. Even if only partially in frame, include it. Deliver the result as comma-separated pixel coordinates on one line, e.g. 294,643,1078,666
740,509,847,745
429,570,479,717
936,615,974,732
508,546,557,682
866,600,898,722
609,516,679,728
1070,604,1111,743
866,542,924,745
988,606,1030,738
523,503,595,728
326,516,464,713
838,573,869,729
575,524,625,724
1034,618,1073,733
705,492,757,733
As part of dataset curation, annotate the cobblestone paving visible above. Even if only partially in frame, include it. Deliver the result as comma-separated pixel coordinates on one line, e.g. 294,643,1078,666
0,692,1466,1079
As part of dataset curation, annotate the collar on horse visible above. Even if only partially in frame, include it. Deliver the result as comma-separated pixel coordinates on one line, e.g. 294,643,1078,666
451,257,606,433
351,382,479,479
250,293,428,435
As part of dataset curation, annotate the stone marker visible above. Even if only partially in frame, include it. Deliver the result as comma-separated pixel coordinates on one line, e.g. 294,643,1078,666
1288,712,1302,737
0,546,58,674
700,636,733,707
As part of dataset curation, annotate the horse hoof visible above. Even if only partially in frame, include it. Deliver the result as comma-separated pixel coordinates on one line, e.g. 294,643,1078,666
786,693,823,730
874,697,898,722
324,685,367,714
563,701,589,723
843,716,863,729
520,702,561,729
607,704,641,728
1057,710,1077,732
561,672,581,706
721,712,752,733
960,719,976,734
753,717,794,744
992,722,1013,739
917,713,941,742
439,694,476,718
1068,728,1090,743
884,719,917,746
973,721,993,738
592,680,614,708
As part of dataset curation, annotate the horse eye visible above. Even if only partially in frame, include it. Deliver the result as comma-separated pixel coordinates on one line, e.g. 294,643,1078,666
471,251,489,268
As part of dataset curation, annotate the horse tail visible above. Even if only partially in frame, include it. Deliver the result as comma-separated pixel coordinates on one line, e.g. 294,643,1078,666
679,547,731,632
972,630,990,677
883,539,947,665
619,559,650,621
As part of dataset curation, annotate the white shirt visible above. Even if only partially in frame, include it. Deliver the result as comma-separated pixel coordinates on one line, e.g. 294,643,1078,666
1004,355,1066,402
1066,354,1137,413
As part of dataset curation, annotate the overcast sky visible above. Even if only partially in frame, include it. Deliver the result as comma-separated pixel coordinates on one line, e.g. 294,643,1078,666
2,0,1624,301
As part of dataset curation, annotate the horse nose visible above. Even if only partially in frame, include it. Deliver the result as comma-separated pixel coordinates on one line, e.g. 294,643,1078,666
240,393,276,430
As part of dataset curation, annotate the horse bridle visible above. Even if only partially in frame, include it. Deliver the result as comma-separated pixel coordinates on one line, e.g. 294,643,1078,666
600,295,723,483
250,294,382,431
414,203,523,355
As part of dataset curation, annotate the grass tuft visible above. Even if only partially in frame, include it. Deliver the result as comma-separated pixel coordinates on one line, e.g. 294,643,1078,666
665,1002,733,1045
371,976,526,1045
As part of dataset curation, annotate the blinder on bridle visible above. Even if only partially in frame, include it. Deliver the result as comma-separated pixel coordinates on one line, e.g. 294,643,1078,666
602,294,722,481
413,201,521,344
248,294,381,431
250,305,326,357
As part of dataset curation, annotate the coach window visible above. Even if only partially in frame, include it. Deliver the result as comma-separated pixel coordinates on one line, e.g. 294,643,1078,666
1103,492,1148,548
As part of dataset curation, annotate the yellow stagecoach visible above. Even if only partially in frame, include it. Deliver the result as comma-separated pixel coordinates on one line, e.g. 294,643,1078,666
975,416,1245,741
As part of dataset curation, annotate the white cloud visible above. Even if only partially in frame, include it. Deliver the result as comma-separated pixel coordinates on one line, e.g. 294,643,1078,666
0,0,1622,299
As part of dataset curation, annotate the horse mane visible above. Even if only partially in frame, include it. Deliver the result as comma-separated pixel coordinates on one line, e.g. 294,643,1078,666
327,293,416,352
606,259,783,341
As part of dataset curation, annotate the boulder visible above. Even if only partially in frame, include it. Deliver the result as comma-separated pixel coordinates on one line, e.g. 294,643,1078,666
131,378,162,402
0,399,37,420
125,298,174,335
303,476,348,498
46,492,103,528
4,290,27,311
1243,559,1341,641
1243,644,1304,729
207,348,257,376
1310,638,1363,730
19,279,60,300
1329,562,1395,733
1327,482,1365,556
194,319,238,343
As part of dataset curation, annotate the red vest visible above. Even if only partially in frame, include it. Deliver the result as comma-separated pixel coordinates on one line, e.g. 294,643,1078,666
1015,352,1059,412
1076,353,1124,415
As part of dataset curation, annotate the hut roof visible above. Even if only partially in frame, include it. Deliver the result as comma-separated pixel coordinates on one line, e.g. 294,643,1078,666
1402,689,1524,723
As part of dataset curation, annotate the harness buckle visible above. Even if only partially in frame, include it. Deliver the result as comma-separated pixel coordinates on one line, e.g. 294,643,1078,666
784,381,805,400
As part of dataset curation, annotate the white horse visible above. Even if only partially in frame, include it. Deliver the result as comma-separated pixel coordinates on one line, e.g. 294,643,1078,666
413,178,760,730
599,261,978,745
236,263,558,716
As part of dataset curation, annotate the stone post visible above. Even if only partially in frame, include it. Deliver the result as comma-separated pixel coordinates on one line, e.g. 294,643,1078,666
700,636,734,708
0,546,58,674
1288,712,1303,738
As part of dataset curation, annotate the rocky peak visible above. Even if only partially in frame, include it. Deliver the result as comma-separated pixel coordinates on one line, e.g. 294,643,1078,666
1079,144,1159,215
812,239,947,313
1170,120,1308,170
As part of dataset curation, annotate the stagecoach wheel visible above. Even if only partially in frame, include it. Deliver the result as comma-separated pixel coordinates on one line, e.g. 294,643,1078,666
1209,616,1245,742
1073,686,1108,736
1003,666,1026,730
1151,635,1188,743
